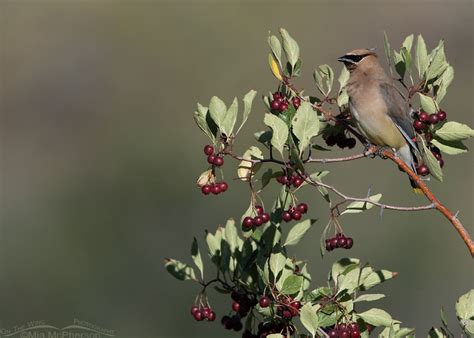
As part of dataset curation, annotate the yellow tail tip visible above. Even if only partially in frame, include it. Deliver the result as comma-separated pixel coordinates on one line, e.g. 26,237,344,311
412,188,423,195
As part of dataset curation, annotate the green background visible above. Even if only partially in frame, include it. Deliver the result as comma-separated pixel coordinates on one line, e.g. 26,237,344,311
0,1,472,337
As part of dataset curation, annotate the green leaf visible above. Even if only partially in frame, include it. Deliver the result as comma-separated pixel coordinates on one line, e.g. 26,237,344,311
268,35,282,68
415,34,429,78
279,28,300,69
314,64,334,96
292,102,320,155
209,96,227,134
341,194,382,215
434,121,474,141
395,328,415,337
337,67,350,107
194,104,215,142
421,139,443,182
360,269,396,290
428,327,444,338
269,252,286,282
431,138,468,155
434,64,454,103
191,237,204,280
237,89,257,133
394,50,405,79
300,302,319,337
266,334,284,338
281,275,304,295
284,219,316,247
402,34,414,52
426,40,447,81
456,290,474,330
221,97,238,137
164,258,196,281
237,146,263,181
401,47,411,73
224,218,239,253
354,294,386,302
205,231,221,257
264,113,289,158
418,93,438,114
331,258,360,282
357,308,394,327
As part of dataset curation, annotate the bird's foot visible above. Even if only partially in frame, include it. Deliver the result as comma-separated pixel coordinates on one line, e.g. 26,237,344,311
363,143,377,158
375,146,391,159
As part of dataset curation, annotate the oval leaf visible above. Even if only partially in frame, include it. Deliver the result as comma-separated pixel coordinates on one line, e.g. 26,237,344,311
435,121,474,141
357,308,394,327
264,113,289,158
292,102,320,155
284,219,315,247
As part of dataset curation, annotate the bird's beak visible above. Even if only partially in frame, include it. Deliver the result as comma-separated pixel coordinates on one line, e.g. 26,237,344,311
337,55,355,64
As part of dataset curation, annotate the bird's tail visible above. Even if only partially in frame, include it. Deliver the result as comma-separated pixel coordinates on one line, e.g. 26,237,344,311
398,144,423,194
410,178,423,194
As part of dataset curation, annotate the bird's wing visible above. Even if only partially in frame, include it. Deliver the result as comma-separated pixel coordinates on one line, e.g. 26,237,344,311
379,82,418,150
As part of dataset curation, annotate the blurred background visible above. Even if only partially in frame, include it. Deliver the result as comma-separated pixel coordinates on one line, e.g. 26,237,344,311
0,1,473,337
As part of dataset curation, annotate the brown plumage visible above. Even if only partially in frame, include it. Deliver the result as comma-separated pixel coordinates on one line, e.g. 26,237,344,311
338,49,420,190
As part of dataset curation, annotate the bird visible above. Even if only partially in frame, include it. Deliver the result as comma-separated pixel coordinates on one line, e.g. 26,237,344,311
337,49,421,192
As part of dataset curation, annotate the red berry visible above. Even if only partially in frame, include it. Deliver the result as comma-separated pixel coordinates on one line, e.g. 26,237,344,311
232,301,240,312
438,158,445,168
273,92,282,100
282,211,292,222
204,145,214,156
255,205,264,215
292,97,301,108
259,296,271,308
340,329,350,338
418,111,429,122
193,311,203,321
191,306,200,315
290,301,301,309
296,203,308,214
221,315,231,325
261,213,270,223
207,155,216,164
270,100,280,110
293,177,303,187
413,120,424,131
432,151,442,160
213,156,224,167
325,239,332,251
219,182,228,192
417,164,430,176
201,308,211,318
347,138,357,149
253,216,264,227
328,329,338,338
291,210,302,221
282,310,292,319
330,237,338,249
337,237,347,248
201,185,212,195
242,217,254,230
348,323,359,331
351,331,361,338
437,110,447,121
429,114,439,125
424,132,433,142
280,101,289,112
211,184,221,195
345,237,354,249
336,232,344,238
207,311,216,321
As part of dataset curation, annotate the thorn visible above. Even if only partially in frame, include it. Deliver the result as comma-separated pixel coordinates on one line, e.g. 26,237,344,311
454,210,460,219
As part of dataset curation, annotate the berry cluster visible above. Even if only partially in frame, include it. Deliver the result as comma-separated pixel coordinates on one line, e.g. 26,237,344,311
201,181,228,195
276,171,305,188
324,132,356,149
242,206,270,230
416,146,444,177
325,233,353,251
222,291,258,332
282,203,308,223
221,315,243,332
190,305,216,322
276,298,301,319
204,145,225,167
328,323,361,338
270,92,301,112
413,110,447,133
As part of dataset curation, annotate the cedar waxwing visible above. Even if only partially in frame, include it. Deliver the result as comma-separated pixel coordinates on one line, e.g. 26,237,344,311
337,49,420,191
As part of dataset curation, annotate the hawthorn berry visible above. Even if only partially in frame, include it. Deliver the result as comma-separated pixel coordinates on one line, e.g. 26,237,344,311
418,111,429,122
204,145,214,156
345,237,354,249
291,210,302,221
207,311,216,321
253,216,264,227
437,110,447,121
211,184,221,195
292,97,301,109
293,177,304,187
325,239,333,251
213,156,224,167
193,311,203,321
280,101,289,112
282,310,292,319
346,138,357,149
282,211,292,222
328,329,338,338
424,132,433,142
325,135,337,147
438,158,445,168
201,307,211,318
270,100,280,110
207,155,216,164
416,164,430,176
296,202,308,214
413,120,424,131
191,305,200,315
429,114,439,125
330,237,338,249
259,296,270,308
261,213,270,223
255,205,264,215
201,185,212,195
219,182,228,192
337,236,347,248
242,217,254,229
232,301,240,312
273,92,282,100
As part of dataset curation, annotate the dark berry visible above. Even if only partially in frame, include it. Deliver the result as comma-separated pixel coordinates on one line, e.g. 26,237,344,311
325,239,333,251
191,306,200,315
291,210,302,221
290,301,301,309
418,111,429,122
261,213,270,223
259,296,271,308
429,114,439,125
232,301,240,312
351,331,361,338
330,237,338,249
325,135,337,147
296,203,308,214
231,291,240,302
253,216,264,227
438,158,445,168
282,310,292,319
280,101,289,112
345,237,354,249
211,184,221,195
221,315,231,325
242,217,254,230
437,110,447,121
346,138,357,149
201,185,212,195
337,237,347,248
193,311,203,321
213,156,224,167
204,145,214,156
340,329,350,338
416,164,430,176
208,311,216,321
255,205,264,215
413,120,424,131
219,181,228,192
424,132,433,142
232,316,243,331
201,308,211,318
270,100,280,110
273,92,282,100
432,151,442,160
293,177,304,187
328,329,338,338
348,323,359,331
336,136,348,148
336,232,344,238
292,97,301,109
431,146,441,155
207,155,216,164
282,211,292,222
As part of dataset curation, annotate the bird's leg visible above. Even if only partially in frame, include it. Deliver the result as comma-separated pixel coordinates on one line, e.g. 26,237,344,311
363,143,376,158
375,146,391,159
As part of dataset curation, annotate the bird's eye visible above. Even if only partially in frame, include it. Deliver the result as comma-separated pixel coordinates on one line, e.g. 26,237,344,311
352,55,363,62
